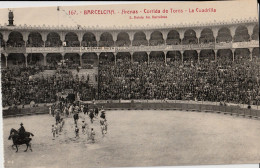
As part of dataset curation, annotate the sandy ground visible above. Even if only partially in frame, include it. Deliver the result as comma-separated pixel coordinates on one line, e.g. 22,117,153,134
3,110,260,168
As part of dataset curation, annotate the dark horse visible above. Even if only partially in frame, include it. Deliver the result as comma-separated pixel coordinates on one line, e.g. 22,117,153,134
8,128,34,152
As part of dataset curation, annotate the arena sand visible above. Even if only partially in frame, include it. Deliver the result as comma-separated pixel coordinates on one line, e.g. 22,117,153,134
3,110,260,168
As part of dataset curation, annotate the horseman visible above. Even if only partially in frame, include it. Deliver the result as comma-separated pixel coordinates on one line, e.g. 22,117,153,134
18,123,26,140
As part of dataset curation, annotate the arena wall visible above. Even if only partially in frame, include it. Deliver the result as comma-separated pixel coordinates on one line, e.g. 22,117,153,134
3,102,259,119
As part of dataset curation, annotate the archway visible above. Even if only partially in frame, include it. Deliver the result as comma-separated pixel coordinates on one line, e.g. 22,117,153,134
7,53,25,67
65,32,80,47
149,51,165,62
46,32,62,47
99,32,114,47
64,53,80,68
116,52,131,62
199,50,215,62
116,32,130,47
166,30,181,45
233,26,250,42
27,53,44,66
166,51,182,63
82,32,97,47
234,48,250,62
199,28,214,44
82,53,98,66
46,53,62,69
217,49,233,63
133,52,148,63
7,31,25,47
99,52,115,65
183,50,198,63
183,29,198,45
150,31,164,46
216,27,232,43
132,31,148,46
28,32,44,47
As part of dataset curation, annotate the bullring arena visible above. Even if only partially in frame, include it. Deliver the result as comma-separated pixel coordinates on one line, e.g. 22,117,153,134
3,102,260,168
1,7,260,168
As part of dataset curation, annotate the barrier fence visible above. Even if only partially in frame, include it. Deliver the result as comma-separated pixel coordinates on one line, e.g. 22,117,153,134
2,101,259,119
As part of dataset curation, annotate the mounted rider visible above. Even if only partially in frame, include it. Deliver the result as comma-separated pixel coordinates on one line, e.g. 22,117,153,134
18,123,26,140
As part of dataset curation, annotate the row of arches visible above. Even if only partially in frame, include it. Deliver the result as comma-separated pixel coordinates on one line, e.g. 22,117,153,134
1,25,258,47
1,48,259,68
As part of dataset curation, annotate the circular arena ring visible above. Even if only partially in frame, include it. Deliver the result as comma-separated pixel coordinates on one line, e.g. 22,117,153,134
3,101,260,168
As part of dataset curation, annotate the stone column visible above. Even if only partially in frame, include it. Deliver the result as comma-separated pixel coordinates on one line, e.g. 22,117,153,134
249,48,253,61
214,49,218,62
25,53,28,67
96,52,100,65
76,32,83,47
212,28,219,43
94,32,101,47
41,32,47,47
112,32,117,47
22,32,29,47
247,25,255,41
180,50,184,63
197,50,201,63
164,51,167,64
114,52,117,65
128,32,134,46
229,26,237,42
130,51,134,63
232,49,235,62
195,29,202,44
147,51,150,64
162,30,168,45
145,31,151,46
61,53,65,60
179,29,185,45
43,53,47,66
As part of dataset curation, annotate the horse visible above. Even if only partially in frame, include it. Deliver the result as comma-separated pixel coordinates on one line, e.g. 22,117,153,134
8,128,33,152
9,128,34,140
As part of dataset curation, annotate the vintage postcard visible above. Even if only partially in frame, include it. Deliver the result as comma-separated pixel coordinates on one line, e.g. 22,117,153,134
0,1,259,168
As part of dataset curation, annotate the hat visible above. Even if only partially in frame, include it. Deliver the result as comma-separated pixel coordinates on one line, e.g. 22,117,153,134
20,123,23,125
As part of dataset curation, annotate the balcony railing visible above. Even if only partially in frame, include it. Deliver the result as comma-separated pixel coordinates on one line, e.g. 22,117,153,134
1,41,259,54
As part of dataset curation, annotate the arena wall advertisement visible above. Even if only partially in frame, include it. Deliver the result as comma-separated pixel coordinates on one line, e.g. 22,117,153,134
0,1,259,168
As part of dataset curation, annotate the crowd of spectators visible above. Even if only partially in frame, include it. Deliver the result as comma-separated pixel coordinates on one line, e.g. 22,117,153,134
98,55,260,105
2,66,96,107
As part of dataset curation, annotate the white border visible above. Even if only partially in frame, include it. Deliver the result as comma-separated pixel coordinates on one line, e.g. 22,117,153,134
0,1,259,168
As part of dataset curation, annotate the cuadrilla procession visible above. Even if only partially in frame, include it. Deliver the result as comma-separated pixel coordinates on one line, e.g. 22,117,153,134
1,5,260,168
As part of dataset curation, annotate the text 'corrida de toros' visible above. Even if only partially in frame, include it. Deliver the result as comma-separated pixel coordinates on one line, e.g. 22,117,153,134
84,10,115,15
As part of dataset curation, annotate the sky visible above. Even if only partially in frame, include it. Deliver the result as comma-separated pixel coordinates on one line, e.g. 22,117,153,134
0,0,258,29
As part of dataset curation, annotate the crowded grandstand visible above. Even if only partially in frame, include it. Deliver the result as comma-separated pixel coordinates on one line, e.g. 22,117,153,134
0,12,259,108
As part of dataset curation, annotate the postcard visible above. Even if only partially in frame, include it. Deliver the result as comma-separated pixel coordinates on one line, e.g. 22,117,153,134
0,1,259,168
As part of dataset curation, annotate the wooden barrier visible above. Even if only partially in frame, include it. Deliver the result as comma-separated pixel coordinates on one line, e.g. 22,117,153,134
2,102,259,119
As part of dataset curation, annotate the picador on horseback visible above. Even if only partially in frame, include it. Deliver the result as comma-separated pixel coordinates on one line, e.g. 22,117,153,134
18,123,26,140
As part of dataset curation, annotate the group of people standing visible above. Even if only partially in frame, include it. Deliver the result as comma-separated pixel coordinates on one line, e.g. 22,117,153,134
51,101,107,143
